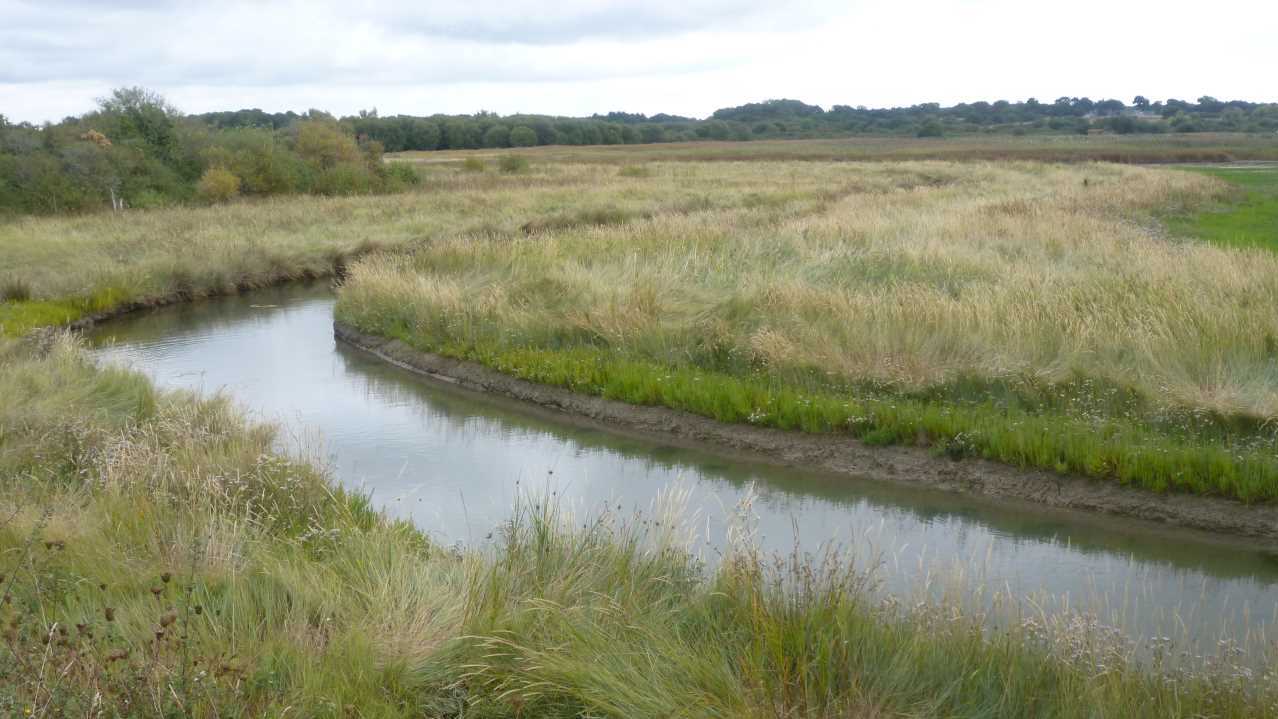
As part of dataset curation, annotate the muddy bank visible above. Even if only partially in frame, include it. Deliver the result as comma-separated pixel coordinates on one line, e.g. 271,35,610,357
335,322,1278,544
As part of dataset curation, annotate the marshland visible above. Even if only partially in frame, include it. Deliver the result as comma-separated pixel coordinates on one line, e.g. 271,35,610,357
5,105,1278,714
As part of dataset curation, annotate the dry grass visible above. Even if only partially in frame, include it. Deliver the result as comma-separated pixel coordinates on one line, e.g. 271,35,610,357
339,161,1278,420
334,159,1278,499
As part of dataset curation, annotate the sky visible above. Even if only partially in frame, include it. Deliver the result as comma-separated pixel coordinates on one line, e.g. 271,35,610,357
2,0,1275,123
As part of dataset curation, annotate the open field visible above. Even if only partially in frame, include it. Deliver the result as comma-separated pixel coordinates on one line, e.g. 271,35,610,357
1,337,1274,716
335,159,1278,502
391,133,1278,166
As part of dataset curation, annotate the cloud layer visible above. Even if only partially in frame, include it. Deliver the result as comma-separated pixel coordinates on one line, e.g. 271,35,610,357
2,0,1274,123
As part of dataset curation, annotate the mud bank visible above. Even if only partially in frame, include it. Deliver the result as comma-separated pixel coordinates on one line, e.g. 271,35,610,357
335,321,1278,544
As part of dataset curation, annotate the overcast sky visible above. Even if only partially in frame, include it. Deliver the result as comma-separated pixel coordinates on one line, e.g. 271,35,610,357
2,0,1274,123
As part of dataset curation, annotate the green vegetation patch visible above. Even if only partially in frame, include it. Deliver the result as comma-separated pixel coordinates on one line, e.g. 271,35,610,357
352,324,1278,502
1168,166,1278,251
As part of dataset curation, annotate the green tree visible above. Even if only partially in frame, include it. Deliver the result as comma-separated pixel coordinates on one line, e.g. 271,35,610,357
483,125,511,148
509,126,538,147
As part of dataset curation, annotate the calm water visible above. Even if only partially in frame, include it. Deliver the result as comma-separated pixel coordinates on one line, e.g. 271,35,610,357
90,284,1278,656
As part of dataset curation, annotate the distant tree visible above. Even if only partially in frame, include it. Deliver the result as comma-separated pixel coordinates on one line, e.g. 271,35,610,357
916,120,945,138
483,125,511,148
1132,95,1150,110
404,119,440,150
1196,96,1225,113
1095,99,1126,116
509,126,537,147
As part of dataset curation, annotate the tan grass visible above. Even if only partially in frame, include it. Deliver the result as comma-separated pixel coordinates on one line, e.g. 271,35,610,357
338,160,1278,419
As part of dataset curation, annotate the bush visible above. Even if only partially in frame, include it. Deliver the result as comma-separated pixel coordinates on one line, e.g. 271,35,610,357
509,126,538,147
312,161,374,195
498,155,530,174
384,162,422,189
461,157,485,173
196,167,241,203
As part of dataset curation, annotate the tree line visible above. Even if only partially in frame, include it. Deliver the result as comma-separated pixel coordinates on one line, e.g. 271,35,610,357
3,89,1276,215
0,88,420,215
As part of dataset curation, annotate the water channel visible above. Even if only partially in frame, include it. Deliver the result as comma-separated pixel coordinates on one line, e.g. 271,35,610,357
89,283,1278,660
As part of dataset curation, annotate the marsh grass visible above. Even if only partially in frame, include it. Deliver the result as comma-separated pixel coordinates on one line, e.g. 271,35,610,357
2,338,1275,716
335,160,1278,501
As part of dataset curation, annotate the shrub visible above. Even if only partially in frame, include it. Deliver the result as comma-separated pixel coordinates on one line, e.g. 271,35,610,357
313,161,374,195
384,162,422,189
196,167,241,203
509,126,538,147
498,155,530,174
461,157,485,173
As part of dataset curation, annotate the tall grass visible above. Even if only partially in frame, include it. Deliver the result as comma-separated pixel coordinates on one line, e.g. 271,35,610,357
335,161,1278,501
2,338,1274,716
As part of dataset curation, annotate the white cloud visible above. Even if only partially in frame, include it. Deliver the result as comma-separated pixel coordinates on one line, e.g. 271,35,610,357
1,0,1273,123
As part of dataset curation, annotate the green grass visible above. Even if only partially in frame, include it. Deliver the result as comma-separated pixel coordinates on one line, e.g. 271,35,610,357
1169,166,1278,251
2,337,1273,716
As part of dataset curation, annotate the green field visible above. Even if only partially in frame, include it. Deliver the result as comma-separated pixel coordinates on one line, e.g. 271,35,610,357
4,141,1278,715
